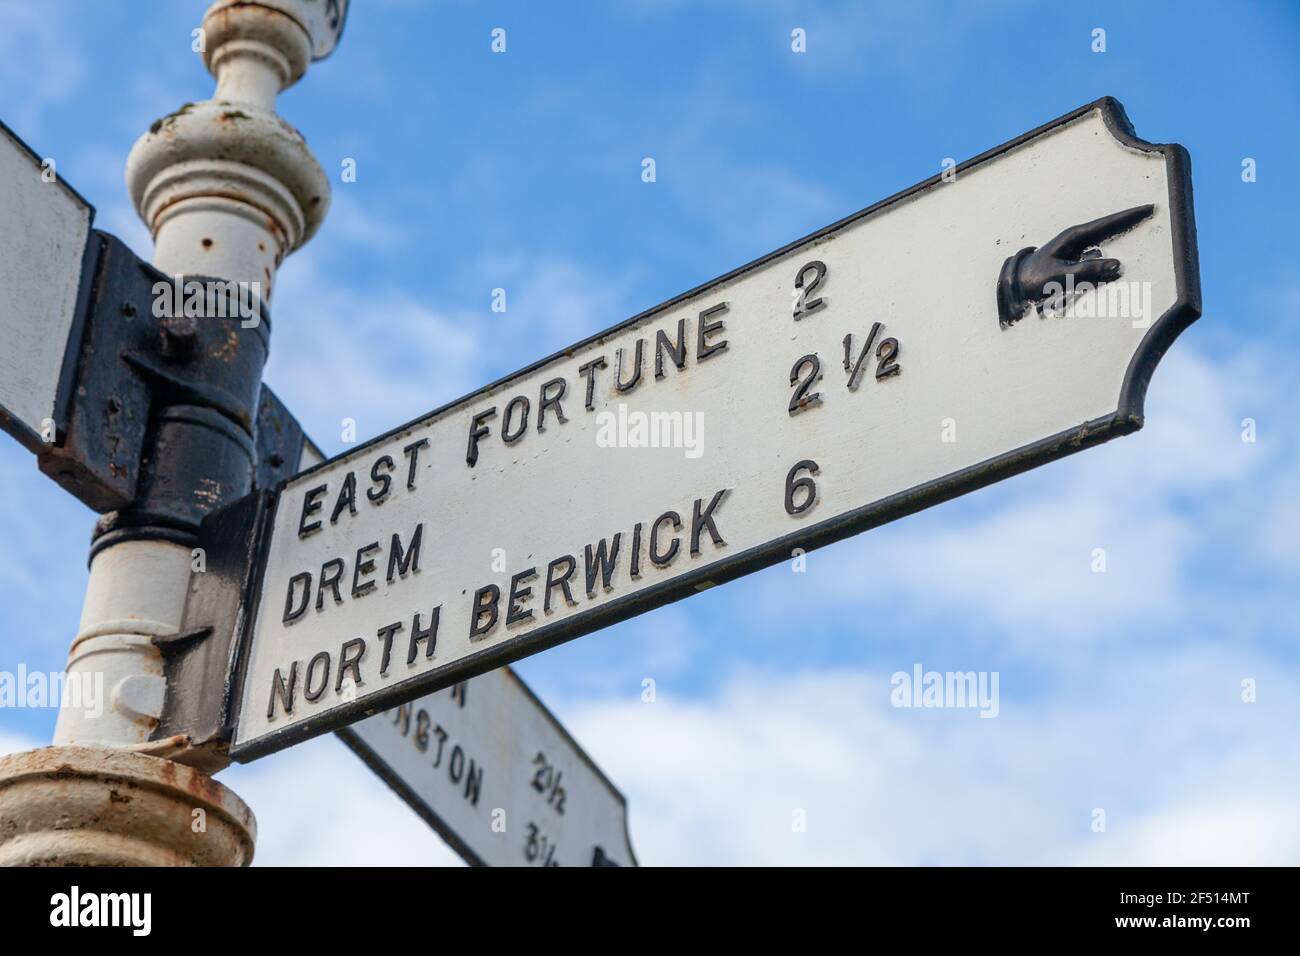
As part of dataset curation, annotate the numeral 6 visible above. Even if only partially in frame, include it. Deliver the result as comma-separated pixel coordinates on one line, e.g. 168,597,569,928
785,459,819,516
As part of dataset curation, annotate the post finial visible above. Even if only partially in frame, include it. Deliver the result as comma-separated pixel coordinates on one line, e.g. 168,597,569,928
123,0,344,299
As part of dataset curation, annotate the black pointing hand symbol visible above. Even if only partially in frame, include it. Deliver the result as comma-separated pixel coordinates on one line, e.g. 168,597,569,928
997,203,1155,328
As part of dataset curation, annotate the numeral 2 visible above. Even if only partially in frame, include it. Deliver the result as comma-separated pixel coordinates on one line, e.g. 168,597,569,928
788,353,822,415
793,260,827,318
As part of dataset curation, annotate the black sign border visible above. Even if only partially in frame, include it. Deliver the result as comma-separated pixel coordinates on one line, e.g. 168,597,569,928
228,95,1201,761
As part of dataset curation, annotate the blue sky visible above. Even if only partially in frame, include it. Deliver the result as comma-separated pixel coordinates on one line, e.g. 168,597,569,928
2,0,1299,865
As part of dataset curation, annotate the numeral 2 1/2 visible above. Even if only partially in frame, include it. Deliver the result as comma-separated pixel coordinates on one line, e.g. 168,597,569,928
789,329,901,414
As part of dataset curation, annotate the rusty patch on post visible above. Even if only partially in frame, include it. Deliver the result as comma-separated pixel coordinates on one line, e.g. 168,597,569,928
0,746,256,866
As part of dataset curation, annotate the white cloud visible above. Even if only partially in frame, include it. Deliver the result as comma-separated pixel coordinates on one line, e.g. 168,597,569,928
220,734,466,867
263,255,482,452
562,648,1300,866
479,254,640,355
1071,797,1300,866
324,191,413,252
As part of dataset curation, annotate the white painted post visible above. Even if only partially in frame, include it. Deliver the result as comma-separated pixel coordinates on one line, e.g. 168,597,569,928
52,0,333,753
0,0,339,867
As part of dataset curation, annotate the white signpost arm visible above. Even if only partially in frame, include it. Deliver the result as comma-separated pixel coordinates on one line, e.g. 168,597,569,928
0,123,95,455
338,669,639,867
218,98,1199,761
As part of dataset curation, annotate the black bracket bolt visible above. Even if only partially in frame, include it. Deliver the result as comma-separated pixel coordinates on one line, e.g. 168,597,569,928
160,313,200,361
